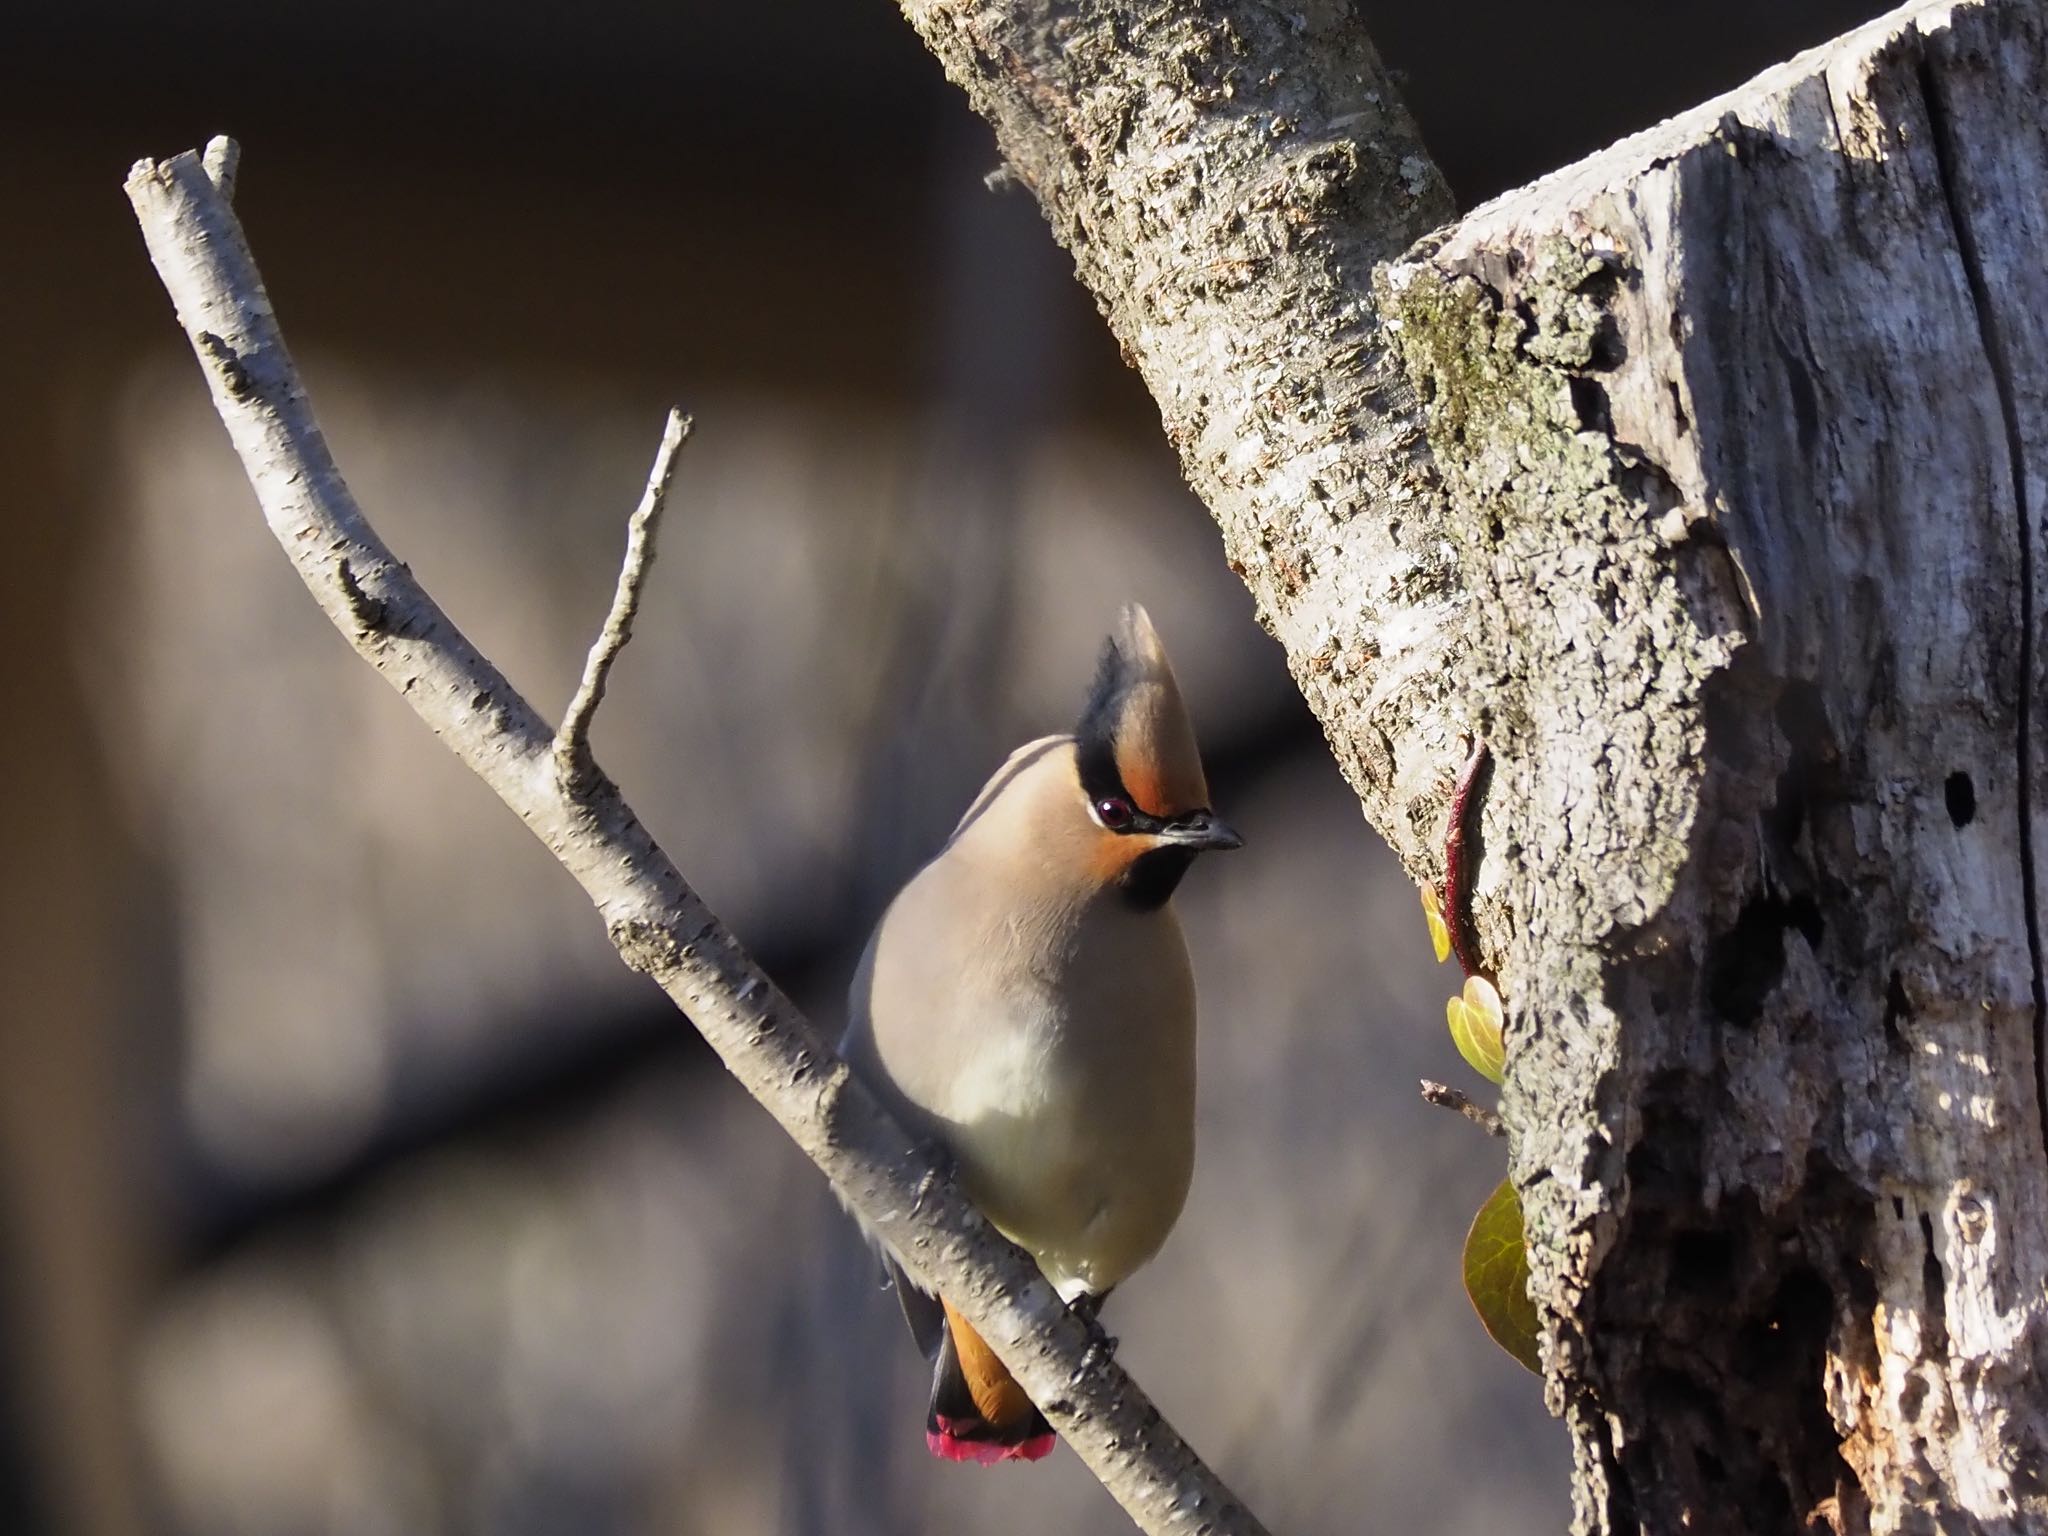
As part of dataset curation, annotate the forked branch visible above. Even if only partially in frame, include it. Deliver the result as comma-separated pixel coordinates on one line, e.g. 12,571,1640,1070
123,139,1268,1536
555,407,691,787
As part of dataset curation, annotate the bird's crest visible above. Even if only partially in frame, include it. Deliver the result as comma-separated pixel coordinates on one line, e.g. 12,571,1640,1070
1074,604,1209,818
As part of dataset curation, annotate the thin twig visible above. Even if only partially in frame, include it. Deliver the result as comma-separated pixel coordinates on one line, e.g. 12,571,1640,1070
1419,1079,1506,1138
555,409,691,787
124,140,1268,1536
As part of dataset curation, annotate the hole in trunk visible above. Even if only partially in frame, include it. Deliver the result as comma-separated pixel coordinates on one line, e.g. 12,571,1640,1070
1944,770,1975,827
1883,971,1911,1053
1707,892,1825,1024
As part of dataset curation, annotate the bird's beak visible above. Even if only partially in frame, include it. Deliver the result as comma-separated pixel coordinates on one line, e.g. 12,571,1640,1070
1157,811,1244,851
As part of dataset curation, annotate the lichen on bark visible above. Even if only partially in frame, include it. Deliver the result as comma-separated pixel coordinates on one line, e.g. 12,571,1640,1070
1382,226,1747,1483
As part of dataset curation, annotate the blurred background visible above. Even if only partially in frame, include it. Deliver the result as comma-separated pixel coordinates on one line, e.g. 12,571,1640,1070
3,2,1885,1533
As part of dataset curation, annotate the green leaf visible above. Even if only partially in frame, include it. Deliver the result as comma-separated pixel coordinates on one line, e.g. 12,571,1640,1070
1462,1179,1541,1374
1421,884,1452,964
1446,975,1505,1085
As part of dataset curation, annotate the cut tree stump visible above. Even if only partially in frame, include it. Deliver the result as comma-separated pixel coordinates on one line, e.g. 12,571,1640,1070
1378,4,2048,1529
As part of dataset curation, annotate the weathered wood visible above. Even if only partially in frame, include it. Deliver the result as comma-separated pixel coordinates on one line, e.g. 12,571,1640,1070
1378,4,2048,1528
902,0,2048,1529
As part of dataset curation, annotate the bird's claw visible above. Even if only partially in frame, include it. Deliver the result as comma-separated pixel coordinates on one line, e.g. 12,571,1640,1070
1081,1330,1121,1369
1071,1294,1119,1365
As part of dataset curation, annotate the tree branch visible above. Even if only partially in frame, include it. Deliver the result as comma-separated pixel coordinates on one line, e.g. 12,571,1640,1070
555,407,690,788
892,0,1467,888
1418,1080,1505,1139
124,142,1269,1536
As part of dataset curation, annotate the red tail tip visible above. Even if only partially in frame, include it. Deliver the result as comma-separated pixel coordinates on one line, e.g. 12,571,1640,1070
926,1418,1057,1465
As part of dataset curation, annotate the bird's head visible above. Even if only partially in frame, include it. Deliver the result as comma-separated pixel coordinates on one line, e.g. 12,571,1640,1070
1071,605,1241,905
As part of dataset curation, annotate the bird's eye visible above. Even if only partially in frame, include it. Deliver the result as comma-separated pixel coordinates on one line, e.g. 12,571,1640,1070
1095,796,1134,830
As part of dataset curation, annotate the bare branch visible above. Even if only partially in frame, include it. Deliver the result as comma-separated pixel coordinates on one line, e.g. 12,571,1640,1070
555,408,691,788
1419,1080,1505,1139
123,140,1269,1536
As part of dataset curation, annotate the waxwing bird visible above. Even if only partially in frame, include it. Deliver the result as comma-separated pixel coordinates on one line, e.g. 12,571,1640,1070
842,604,1242,1464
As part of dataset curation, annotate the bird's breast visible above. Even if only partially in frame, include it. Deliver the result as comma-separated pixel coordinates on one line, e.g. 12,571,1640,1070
858,889,1197,1298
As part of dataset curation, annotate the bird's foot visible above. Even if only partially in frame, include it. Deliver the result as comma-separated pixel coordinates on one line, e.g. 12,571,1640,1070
1072,1295,1119,1366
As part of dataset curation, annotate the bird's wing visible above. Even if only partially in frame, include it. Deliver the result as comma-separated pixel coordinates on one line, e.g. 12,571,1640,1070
887,1256,947,1360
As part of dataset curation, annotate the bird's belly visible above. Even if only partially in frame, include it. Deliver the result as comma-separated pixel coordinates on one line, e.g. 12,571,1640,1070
977,1149,1191,1303
938,1004,1194,1301
854,878,1200,1304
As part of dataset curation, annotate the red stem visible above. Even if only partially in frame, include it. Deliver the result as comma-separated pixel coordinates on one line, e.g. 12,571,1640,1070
1442,737,1491,979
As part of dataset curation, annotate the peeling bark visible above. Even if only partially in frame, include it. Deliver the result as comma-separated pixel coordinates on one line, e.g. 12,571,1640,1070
902,0,2048,1530
1383,8,2048,1528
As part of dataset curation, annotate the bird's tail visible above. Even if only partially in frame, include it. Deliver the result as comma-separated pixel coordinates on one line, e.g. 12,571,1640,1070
925,1298,1055,1464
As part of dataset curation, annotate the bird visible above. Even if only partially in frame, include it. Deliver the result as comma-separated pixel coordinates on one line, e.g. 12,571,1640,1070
841,603,1242,1464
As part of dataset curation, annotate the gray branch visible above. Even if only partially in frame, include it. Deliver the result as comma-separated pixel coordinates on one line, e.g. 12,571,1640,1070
555,408,691,788
123,142,1269,1536
1418,1080,1505,1139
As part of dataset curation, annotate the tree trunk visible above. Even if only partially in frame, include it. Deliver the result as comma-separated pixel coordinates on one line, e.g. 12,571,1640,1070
900,1,2048,1531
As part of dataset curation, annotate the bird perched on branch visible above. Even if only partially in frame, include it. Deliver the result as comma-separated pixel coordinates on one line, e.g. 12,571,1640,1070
843,604,1242,1464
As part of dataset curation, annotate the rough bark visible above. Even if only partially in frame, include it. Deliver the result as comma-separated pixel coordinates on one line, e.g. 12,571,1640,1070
896,0,1463,858
902,0,2048,1531
1385,4,2048,1527
124,145,1268,1536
